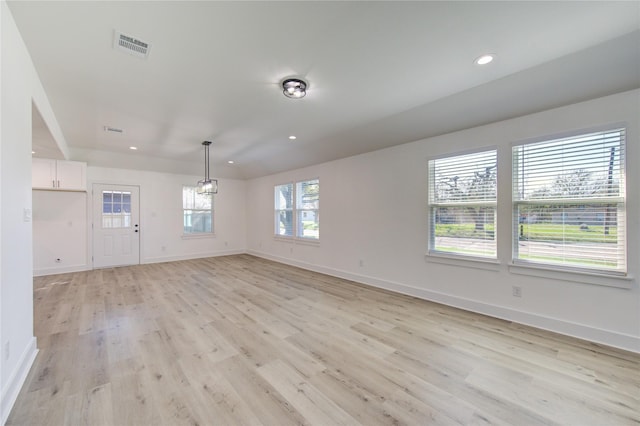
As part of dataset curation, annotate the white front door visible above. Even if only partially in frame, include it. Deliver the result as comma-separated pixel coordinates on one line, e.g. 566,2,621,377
92,184,140,268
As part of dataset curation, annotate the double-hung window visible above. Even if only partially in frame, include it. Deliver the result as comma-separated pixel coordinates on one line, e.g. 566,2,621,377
512,128,626,274
275,179,319,240
183,185,213,234
428,149,497,259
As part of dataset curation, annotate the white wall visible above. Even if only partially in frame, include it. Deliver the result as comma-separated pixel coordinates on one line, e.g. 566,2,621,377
0,1,56,422
247,89,640,353
32,190,87,275
32,167,247,277
88,167,247,265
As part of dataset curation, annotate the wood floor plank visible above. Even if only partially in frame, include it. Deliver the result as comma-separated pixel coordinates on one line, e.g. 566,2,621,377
7,254,640,425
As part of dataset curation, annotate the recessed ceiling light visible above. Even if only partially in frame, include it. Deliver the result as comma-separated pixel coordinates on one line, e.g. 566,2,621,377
228,160,234,164
129,146,137,150
475,54,495,65
289,135,297,140
31,151,35,154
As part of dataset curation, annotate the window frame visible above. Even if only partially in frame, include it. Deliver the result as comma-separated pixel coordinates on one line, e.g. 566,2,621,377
274,182,294,238
511,125,627,276
427,147,498,261
182,185,214,236
274,178,320,242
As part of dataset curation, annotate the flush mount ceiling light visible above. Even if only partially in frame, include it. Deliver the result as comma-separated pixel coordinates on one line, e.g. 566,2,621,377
197,141,218,195
475,54,495,65
289,135,297,140
282,78,308,99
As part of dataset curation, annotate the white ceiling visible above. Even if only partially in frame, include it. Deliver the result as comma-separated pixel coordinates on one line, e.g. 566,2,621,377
8,1,640,179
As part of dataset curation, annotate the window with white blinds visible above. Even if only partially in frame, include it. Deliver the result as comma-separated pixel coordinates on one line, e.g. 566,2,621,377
275,179,320,240
512,128,626,274
428,149,497,259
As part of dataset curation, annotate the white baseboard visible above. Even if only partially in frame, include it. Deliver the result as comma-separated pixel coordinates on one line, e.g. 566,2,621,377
247,250,640,354
33,264,90,277
1,337,38,425
143,249,245,265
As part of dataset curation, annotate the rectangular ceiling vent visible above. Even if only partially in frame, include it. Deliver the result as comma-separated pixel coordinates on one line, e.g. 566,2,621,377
113,31,151,59
103,126,124,134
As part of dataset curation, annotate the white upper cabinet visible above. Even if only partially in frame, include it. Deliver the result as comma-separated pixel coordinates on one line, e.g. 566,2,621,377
32,158,86,191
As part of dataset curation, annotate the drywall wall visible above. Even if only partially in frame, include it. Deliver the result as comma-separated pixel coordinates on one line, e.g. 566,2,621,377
32,167,247,276
32,190,88,275
246,89,640,353
0,1,57,421
88,167,247,265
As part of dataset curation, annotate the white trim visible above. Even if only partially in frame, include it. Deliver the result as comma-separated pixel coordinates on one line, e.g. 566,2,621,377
274,178,320,241
142,249,244,265
181,232,216,240
247,249,640,354
427,148,498,260
33,264,90,277
425,252,500,271
273,236,319,245
508,263,633,289
1,338,38,425
511,126,627,278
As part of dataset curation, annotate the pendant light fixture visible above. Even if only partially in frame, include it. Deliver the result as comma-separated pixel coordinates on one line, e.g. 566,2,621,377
197,141,218,195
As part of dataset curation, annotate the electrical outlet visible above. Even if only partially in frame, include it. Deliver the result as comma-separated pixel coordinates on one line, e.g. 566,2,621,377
512,286,522,297
4,341,9,361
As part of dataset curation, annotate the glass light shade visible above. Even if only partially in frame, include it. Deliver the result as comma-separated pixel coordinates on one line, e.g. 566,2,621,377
197,178,218,195
282,78,307,99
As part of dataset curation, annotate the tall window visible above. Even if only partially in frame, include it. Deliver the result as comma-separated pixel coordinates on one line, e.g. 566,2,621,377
512,128,626,274
275,179,319,240
428,150,497,259
275,183,294,237
297,179,319,239
183,186,213,234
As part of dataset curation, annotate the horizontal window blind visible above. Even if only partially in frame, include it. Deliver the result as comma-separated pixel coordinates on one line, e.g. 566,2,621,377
429,150,497,258
513,128,626,274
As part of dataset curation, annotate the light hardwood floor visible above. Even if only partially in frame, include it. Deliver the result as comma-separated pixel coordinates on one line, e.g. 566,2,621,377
7,254,640,425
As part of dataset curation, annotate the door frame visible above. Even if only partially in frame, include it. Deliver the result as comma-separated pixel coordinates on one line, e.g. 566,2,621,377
90,182,142,268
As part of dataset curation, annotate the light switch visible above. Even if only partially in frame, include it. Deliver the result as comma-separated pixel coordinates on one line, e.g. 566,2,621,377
23,208,32,222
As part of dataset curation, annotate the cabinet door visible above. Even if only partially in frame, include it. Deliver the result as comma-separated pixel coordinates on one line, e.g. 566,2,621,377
32,158,56,189
56,160,86,191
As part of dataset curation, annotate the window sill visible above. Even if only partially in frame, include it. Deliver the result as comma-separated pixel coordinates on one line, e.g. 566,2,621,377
508,262,632,289
182,233,216,240
425,252,500,271
274,236,320,246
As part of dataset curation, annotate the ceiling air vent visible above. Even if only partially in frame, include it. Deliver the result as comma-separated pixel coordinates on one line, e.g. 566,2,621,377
104,126,124,134
113,31,151,59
